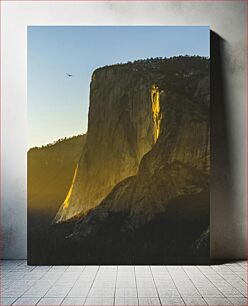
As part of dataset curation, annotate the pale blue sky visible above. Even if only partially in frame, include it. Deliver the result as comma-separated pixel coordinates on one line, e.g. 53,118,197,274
28,26,209,148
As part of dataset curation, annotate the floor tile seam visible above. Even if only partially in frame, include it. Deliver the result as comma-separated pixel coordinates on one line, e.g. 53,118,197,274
165,266,185,305
195,266,227,298
149,266,162,306
182,266,214,299
133,266,139,305
83,266,100,305
113,265,118,305
59,265,86,299
210,267,247,298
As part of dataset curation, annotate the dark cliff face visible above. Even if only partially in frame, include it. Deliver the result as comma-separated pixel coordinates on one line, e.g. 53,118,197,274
55,57,209,224
55,65,161,222
70,57,210,264
72,59,210,236
30,56,210,264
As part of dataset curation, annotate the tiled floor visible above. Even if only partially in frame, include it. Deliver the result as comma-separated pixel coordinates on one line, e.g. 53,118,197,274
1,260,247,306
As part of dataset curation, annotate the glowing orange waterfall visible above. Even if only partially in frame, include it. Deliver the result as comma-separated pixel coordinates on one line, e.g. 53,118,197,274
63,164,78,209
151,85,162,143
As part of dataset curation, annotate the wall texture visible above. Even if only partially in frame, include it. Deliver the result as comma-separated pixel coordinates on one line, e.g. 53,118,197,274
1,1,247,260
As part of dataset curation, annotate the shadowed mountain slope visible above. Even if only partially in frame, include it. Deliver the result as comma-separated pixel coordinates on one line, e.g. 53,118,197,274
28,134,86,220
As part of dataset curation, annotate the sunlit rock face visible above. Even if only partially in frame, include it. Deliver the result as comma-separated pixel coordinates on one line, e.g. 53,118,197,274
69,56,210,239
151,84,162,143
55,56,210,226
98,89,210,222
55,65,161,222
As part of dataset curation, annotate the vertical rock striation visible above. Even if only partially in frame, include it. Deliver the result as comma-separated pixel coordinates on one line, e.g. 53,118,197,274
55,56,210,230
55,65,161,222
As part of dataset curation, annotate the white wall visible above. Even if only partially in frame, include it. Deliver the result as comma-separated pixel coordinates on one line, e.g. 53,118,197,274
1,1,246,259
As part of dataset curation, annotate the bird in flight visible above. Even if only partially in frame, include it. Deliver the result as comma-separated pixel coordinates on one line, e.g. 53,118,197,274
66,73,73,77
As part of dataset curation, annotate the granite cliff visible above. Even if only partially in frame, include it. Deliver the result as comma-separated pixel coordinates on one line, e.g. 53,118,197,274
37,56,211,264
55,56,209,226
55,62,162,222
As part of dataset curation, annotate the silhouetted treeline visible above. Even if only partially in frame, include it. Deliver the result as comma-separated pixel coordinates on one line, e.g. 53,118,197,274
29,134,85,152
95,55,209,73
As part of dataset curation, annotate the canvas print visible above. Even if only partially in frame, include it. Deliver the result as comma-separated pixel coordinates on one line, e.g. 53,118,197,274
28,26,210,264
